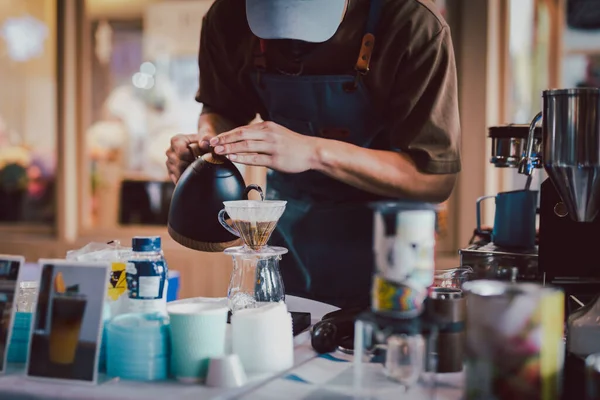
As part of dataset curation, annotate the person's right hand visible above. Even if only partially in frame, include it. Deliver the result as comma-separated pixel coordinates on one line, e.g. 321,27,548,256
166,132,213,184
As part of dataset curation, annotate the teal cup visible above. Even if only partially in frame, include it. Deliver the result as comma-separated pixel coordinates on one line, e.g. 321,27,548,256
167,301,229,382
476,190,538,249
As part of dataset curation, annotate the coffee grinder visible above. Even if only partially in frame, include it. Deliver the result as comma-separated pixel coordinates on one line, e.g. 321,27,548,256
517,88,600,315
516,88,600,399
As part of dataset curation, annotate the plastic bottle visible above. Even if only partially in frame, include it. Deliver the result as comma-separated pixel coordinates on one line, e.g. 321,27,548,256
126,236,168,314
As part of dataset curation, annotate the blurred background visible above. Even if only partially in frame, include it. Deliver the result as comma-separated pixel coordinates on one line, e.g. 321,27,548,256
0,0,598,298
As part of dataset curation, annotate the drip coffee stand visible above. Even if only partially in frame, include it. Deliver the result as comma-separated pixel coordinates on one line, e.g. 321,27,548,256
217,196,311,335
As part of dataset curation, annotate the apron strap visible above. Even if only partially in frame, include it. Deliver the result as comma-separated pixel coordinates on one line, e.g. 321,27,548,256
253,38,268,86
252,0,384,86
354,0,383,75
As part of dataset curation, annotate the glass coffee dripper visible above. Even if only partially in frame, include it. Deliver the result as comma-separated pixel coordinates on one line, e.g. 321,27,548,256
218,199,288,312
218,199,286,251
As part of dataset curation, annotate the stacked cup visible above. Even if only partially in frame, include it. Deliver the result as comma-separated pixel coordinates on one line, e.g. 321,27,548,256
98,305,111,372
8,281,38,363
231,302,294,375
167,301,229,382
7,312,32,363
106,313,170,381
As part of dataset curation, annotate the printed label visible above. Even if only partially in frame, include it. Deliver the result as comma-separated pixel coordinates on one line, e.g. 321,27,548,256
372,212,435,288
126,260,166,300
391,237,435,287
107,262,127,301
138,276,161,298
371,275,428,316
375,234,435,287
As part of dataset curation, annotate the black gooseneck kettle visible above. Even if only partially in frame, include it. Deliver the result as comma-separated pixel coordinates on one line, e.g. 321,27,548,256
167,143,262,252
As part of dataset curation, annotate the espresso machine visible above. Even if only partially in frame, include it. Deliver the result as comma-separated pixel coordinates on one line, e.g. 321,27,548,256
458,123,542,282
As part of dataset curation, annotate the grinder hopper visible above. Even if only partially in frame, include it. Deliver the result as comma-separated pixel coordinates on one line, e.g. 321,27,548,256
520,88,600,222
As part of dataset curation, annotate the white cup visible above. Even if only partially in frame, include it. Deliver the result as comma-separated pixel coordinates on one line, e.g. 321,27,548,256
167,301,229,382
205,354,247,388
231,302,294,374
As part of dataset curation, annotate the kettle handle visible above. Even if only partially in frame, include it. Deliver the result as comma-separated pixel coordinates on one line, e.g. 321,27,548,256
188,142,203,158
243,184,264,200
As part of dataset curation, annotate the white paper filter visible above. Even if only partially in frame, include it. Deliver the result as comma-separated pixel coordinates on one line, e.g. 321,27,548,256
231,302,294,374
223,200,286,223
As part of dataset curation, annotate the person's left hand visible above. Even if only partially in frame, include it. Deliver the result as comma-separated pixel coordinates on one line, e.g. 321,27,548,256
210,121,319,174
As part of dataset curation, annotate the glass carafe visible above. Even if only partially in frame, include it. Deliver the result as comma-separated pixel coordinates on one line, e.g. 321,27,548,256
225,246,287,313
569,294,600,357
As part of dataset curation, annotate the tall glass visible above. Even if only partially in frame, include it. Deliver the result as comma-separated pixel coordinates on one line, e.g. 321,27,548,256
433,267,473,289
48,293,87,365
17,281,39,312
587,353,600,400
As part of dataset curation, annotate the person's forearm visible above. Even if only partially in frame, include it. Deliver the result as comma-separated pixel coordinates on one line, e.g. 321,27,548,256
311,138,457,203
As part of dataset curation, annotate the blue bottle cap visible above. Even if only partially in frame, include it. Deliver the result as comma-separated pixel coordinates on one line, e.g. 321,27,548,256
132,236,161,252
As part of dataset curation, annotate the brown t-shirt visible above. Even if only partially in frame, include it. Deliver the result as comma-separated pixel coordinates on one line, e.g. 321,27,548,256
196,0,461,174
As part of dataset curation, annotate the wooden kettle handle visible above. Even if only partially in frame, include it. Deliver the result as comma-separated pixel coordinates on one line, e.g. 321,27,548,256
188,142,202,158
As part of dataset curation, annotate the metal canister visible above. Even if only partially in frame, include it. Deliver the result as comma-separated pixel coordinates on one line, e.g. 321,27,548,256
463,280,564,400
427,287,466,373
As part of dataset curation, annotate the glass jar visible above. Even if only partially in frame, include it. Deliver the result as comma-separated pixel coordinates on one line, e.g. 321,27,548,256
225,246,287,313
433,266,473,289
569,294,600,357
353,312,437,397
16,281,39,312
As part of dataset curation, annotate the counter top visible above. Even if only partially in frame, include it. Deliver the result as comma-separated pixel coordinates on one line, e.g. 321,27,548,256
0,296,465,400
0,296,337,400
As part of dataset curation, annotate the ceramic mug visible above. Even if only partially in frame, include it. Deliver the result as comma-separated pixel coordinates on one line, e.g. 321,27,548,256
476,190,538,249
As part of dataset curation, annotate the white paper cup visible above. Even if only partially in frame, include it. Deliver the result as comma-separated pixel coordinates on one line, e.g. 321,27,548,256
231,302,294,374
167,301,229,382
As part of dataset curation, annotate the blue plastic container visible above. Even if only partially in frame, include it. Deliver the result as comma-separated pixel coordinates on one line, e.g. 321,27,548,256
106,313,170,381
7,312,32,364
167,270,180,302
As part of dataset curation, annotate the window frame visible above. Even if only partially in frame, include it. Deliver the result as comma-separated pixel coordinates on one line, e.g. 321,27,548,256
0,0,59,236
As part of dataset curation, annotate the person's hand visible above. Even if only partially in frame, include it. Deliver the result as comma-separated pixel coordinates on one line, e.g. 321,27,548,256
165,132,214,184
210,121,318,174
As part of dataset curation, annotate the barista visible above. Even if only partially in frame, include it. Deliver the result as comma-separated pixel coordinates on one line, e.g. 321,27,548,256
166,0,461,309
